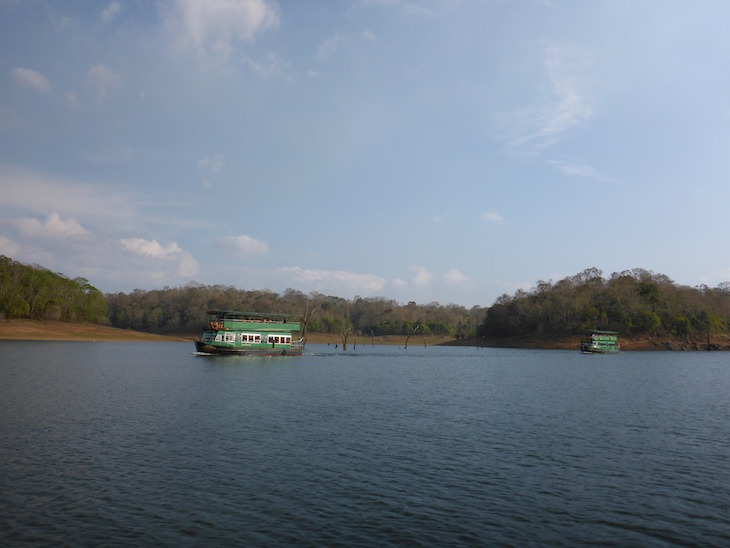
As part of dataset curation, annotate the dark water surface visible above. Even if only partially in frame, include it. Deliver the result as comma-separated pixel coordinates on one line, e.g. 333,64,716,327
1,342,729,546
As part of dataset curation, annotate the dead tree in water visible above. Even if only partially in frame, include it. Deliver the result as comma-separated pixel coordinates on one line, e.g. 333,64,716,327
341,320,352,350
404,325,419,349
300,299,318,344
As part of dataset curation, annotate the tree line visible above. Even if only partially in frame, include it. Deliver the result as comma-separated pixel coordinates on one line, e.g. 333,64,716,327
6,256,730,343
0,256,483,339
0,256,106,323
479,267,730,340
104,283,485,339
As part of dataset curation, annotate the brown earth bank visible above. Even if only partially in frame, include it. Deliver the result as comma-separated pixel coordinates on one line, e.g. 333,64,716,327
0,321,449,346
445,334,730,351
3,320,730,350
0,320,187,342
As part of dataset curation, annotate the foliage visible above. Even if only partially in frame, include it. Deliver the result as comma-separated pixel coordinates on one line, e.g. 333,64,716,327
8,256,730,345
479,267,730,340
0,256,107,323
105,285,486,338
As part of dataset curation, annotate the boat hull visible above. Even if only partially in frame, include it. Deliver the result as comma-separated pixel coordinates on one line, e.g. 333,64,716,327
580,347,619,354
580,342,619,354
195,340,302,356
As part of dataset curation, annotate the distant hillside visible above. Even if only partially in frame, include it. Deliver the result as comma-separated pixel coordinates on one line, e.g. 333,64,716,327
0,256,106,323
478,267,730,348
5,256,730,349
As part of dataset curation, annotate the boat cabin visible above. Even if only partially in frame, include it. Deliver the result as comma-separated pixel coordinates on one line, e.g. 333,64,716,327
195,310,303,356
580,330,619,353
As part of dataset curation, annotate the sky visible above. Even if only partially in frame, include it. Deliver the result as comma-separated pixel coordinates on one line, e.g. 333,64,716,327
2,0,730,308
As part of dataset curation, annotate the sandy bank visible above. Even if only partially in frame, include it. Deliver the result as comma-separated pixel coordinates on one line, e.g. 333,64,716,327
0,320,451,346
0,320,187,342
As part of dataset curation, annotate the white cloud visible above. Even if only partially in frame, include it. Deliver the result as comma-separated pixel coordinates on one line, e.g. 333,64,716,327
1,223,201,290
65,90,80,109
0,238,55,267
13,213,90,239
177,254,200,277
119,237,199,278
87,64,122,102
166,0,280,55
445,268,468,285
0,235,21,257
499,42,595,154
546,158,613,182
197,154,224,173
699,268,730,288
412,266,433,287
11,68,52,93
359,0,438,17
101,1,121,22
121,238,182,259
242,52,292,78
217,234,269,256
317,34,344,61
0,166,202,289
275,266,387,295
0,164,133,220
391,277,407,289
363,29,377,41
482,211,503,223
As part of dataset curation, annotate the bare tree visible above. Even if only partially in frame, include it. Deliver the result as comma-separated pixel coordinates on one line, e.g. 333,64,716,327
341,319,352,350
404,324,419,349
300,298,318,344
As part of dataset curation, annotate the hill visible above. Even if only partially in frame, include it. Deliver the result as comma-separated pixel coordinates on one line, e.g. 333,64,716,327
478,267,730,349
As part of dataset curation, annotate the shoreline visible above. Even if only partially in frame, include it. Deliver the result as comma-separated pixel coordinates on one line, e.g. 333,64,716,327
0,320,451,346
0,319,188,342
448,334,730,351
2,320,729,350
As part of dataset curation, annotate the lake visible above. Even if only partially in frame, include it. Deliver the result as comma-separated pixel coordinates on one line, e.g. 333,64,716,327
1,341,729,546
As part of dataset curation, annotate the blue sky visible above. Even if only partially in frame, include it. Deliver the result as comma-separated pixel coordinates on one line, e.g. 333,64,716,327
2,0,730,307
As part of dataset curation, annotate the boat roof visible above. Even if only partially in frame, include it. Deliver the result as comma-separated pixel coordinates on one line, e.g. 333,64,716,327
206,310,295,320
587,329,618,334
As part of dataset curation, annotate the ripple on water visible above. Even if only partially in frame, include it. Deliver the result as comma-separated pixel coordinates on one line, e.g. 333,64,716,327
1,343,730,545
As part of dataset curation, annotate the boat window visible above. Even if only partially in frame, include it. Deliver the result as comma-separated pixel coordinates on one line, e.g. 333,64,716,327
214,334,222,342
224,332,235,343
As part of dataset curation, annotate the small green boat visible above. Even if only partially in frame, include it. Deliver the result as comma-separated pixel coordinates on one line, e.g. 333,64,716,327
195,310,303,356
580,330,619,354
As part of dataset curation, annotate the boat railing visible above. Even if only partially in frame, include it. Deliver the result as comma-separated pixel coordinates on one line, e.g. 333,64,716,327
291,338,305,350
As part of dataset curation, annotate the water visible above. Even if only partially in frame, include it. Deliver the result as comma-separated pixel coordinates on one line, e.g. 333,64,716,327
1,342,729,546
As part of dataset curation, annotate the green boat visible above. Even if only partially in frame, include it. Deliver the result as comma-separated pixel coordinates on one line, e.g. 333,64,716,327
580,330,619,353
195,310,304,356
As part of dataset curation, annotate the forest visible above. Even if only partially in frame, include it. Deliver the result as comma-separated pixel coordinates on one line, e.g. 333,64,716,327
0,256,483,339
478,267,730,341
104,285,484,339
0,256,106,323
4,256,730,344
